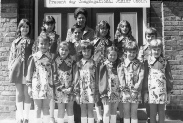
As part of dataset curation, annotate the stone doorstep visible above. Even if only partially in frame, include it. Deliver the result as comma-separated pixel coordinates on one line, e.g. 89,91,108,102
0,109,183,123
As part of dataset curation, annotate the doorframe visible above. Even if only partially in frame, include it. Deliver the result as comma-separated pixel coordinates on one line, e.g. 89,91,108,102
35,0,147,45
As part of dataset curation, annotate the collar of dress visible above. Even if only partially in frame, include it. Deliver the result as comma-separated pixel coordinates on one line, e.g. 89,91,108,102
124,58,138,67
93,38,109,46
55,56,73,67
36,51,52,60
148,56,165,65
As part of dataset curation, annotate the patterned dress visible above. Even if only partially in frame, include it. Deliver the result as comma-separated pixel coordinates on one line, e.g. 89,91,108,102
26,51,54,99
8,36,33,84
53,56,75,103
118,59,144,103
93,38,112,64
147,56,173,104
103,60,120,102
74,58,97,104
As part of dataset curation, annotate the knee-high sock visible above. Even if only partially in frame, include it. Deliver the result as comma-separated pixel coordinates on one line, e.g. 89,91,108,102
43,115,50,123
16,102,23,120
103,116,109,123
35,118,42,123
110,115,116,123
24,103,31,119
124,118,130,123
131,119,138,123
81,117,87,123
95,106,102,120
68,115,74,123
88,117,94,123
57,118,64,123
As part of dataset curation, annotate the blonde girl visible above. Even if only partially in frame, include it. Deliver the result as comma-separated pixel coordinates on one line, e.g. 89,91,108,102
8,19,33,123
53,41,75,123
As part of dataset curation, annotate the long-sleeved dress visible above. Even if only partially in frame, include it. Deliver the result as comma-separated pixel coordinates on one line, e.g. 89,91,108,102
8,36,33,84
117,58,144,103
26,51,54,99
53,56,75,103
143,56,173,104
74,58,98,104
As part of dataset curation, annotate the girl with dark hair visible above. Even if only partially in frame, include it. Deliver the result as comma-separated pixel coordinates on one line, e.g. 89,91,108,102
8,19,33,123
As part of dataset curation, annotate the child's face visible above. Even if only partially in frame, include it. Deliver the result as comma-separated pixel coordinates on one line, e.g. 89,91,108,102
38,39,49,53
44,23,54,32
146,34,156,43
126,50,137,61
59,45,69,59
99,26,108,38
20,24,29,37
82,49,92,59
107,51,117,62
73,29,83,41
151,47,161,58
120,23,129,35
76,14,86,27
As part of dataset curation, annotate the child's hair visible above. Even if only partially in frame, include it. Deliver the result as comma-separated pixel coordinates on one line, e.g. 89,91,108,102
95,20,110,39
58,41,71,51
41,16,56,32
71,24,84,33
106,45,118,56
80,40,94,57
149,39,163,50
114,20,132,39
124,41,139,52
37,32,50,44
145,27,157,38
16,19,31,37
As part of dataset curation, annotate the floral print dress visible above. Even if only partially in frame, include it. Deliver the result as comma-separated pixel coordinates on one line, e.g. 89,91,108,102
8,36,33,84
74,58,97,104
26,51,54,99
53,56,75,103
104,60,120,102
147,56,172,104
118,59,144,103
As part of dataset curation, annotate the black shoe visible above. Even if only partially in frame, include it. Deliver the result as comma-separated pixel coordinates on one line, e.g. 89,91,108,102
23,119,29,123
17,119,23,123
146,118,150,123
120,118,124,123
97,120,103,123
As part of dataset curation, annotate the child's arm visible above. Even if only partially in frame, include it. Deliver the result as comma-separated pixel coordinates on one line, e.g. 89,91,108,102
26,55,35,86
95,62,99,102
8,42,16,70
133,62,145,92
142,60,149,94
117,63,126,91
165,60,173,93
73,62,80,95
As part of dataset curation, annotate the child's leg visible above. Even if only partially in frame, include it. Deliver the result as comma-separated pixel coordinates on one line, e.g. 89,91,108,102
158,104,165,123
23,84,31,121
15,83,24,121
145,103,150,122
66,102,74,123
95,99,103,122
130,103,138,123
110,102,119,123
42,99,51,123
103,103,110,123
74,101,81,123
88,103,94,123
123,103,130,123
34,99,42,123
118,102,124,120
150,104,158,123
80,104,87,123
50,99,55,123
57,103,66,123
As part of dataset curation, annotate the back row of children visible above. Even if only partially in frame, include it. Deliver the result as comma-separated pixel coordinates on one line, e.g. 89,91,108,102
8,8,173,123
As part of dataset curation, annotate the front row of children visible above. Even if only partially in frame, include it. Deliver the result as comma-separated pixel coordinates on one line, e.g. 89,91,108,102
25,33,172,123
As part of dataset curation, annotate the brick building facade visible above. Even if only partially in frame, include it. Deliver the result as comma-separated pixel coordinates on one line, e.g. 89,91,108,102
0,0,183,120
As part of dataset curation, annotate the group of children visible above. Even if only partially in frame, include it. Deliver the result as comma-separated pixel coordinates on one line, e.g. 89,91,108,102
8,11,173,123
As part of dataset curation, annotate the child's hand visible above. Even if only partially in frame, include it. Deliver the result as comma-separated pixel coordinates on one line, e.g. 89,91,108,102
144,93,148,103
131,92,138,100
102,97,108,105
28,86,32,97
76,94,80,104
94,94,99,102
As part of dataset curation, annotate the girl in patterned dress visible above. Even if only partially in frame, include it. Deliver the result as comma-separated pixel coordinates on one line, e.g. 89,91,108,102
92,20,113,123
8,19,33,123
53,41,75,123
26,33,54,123
74,41,98,123
117,41,144,123
143,39,173,123
98,46,121,123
